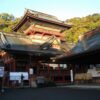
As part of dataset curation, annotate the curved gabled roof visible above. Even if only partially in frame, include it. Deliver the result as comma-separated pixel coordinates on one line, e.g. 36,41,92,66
0,32,63,57
72,27,100,54
13,9,71,31
53,27,100,64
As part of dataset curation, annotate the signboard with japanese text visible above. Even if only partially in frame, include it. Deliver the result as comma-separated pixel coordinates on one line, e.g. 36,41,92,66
9,72,29,81
0,67,4,77
29,68,34,75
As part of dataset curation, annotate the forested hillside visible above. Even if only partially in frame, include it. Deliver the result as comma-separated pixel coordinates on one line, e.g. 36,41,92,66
0,13,100,44
0,13,20,32
64,13,100,43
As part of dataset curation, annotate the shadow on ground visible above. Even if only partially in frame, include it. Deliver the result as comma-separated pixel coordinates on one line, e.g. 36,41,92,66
0,87,100,100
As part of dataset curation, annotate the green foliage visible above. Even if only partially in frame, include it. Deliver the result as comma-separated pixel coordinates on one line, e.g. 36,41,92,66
0,13,20,32
0,13,14,21
0,12,100,44
64,13,100,43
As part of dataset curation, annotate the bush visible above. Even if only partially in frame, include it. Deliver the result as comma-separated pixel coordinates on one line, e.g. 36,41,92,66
46,80,56,87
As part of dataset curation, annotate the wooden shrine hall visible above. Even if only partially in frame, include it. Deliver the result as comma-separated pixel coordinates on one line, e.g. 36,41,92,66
54,27,100,64
13,9,71,49
51,27,100,84
0,32,69,87
0,9,72,87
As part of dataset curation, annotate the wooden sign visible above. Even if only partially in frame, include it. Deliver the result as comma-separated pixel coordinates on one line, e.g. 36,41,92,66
0,67,4,77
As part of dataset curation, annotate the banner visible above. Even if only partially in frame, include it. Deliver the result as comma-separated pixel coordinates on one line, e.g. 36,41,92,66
10,72,29,81
29,68,34,75
0,67,4,77
70,70,73,83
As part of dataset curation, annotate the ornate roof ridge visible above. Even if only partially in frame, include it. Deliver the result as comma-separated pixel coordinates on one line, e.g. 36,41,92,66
25,8,64,23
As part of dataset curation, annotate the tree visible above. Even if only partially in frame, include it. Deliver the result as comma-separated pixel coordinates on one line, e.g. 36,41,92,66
0,13,20,32
64,13,100,44
0,13,15,21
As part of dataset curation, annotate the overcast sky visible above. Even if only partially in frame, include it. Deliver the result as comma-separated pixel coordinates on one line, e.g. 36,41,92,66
0,0,100,20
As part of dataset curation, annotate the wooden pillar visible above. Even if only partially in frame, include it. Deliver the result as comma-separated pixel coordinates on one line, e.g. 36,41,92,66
58,64,61,75
47,64,50,74
26,64,29,72
41,32,44,36
13,59,16,72
72,64,76,83
29,54,33,87
58,64,61,83
47,64,50,79
31,30,35,35
62,73,65,83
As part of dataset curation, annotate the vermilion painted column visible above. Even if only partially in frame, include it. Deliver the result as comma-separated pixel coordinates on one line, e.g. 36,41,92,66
62,72,65,83
13,59,16,72
58,64,61,75
47,64,50,79
58,64,61,83
26,64,29,72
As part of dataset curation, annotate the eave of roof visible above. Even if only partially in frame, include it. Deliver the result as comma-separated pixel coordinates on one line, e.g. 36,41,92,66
54,48,100,64
13,9,71,31
81,27,100,40
0,32,63,58
52,27,100,64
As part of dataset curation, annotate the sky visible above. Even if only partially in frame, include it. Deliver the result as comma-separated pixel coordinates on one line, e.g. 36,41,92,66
0,0,100,21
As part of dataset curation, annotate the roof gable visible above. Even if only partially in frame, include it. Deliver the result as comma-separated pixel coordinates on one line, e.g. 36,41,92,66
0,32,63,57
13,9,71,32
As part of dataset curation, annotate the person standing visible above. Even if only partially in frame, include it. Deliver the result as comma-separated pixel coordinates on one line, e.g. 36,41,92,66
0,67,4,95
21,74,24,88
0,77,2,94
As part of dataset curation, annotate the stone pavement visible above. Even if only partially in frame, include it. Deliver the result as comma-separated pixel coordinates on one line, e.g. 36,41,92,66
58,84,100,90
0,87,100,100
